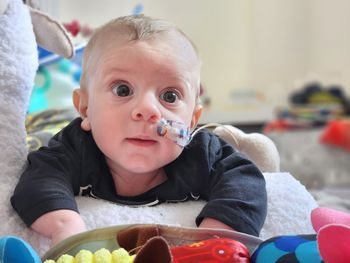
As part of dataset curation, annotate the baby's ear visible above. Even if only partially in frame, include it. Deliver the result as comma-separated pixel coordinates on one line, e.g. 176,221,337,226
73,89,85,116
190,104,203,130
73,89,91,131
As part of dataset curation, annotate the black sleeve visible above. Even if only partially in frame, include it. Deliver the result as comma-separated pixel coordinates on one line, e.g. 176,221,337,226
10,121,81,227
195,134,267,237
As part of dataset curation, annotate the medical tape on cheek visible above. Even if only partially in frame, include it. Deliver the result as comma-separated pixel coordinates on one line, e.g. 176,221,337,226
156,118,191,147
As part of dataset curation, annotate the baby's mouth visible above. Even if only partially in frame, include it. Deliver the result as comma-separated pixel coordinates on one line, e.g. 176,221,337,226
126,137,157,147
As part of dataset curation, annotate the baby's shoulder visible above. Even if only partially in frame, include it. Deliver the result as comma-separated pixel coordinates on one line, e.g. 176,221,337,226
189,128,227,151
50,117,92,149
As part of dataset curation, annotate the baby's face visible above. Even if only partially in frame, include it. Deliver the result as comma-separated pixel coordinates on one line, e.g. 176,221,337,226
79,33,201,176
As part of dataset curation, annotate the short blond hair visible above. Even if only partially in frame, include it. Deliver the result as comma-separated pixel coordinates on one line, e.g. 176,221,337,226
80,14,201,96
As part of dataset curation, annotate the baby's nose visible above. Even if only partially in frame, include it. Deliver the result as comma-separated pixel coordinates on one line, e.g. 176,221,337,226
131,96,161,123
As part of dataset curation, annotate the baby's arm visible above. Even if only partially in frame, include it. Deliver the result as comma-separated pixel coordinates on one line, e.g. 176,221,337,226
199,217,234,231
194,133,267,236
11,119,87,245
31,209,86,246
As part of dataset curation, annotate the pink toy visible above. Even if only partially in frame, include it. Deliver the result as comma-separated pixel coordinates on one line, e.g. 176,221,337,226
63,19,94,38
63,20,80,37
311,207,350,262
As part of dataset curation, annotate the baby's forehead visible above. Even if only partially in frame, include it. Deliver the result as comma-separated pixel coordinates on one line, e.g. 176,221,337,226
85,29,200,94
95,28,199,63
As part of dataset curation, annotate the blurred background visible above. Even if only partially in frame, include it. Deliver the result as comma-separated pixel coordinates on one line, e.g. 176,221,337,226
30,0,350,211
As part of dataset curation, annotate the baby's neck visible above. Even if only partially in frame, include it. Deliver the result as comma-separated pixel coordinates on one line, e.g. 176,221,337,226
109,167,167,196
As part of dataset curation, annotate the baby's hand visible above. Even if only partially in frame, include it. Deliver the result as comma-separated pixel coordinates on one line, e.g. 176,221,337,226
31,210,86,246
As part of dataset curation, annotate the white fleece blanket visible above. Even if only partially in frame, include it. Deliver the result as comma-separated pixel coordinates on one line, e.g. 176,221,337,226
13,172,316,256
74,172,318,240
0,0,318,257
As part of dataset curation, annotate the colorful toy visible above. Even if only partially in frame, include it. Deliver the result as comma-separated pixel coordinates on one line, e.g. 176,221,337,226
290,82,347,106
320,119,350,151
63,20,94,38
251,234,322,262
29,59,81,113
132,4,144,15
29,43,85,113
311,207,350,262
63,20,81,37
0,236,41,263
44,211,350,263
236,206,350,262
43,238,249,263
115,225,250,263
252,207,350,262
170,238,250,262
3,206,350,262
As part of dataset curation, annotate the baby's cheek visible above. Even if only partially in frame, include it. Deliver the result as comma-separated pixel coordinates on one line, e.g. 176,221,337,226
162,140,185,163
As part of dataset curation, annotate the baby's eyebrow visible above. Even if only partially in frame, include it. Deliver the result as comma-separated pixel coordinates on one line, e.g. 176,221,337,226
103,66,131,75
100,66,134,83
183,80,192,92
183,79,199,96
167,78,192,95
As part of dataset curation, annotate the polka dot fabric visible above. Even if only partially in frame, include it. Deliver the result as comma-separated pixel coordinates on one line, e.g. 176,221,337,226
251,234,324,263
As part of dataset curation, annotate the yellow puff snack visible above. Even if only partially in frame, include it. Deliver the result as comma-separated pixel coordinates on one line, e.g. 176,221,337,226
112,249,135,263
43,248,134,263
75,250,93,262
95,248,112,263
57,254,74,263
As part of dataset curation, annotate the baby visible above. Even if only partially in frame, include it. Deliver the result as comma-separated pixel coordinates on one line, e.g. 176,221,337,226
11,15,267,245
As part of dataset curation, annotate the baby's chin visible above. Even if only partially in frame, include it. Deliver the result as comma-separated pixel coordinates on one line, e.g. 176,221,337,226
122,163,162,174
104,138,184,171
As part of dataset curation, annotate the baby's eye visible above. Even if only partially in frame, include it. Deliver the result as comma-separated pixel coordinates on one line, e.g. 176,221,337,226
112,84,133,97
160,90,180,103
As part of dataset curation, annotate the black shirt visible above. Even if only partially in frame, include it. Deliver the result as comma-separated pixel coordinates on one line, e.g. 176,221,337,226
11,118,267,236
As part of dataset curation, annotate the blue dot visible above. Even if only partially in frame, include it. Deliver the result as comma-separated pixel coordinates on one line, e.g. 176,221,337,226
275,236,308,252
255,243,288,263
132,4,144,15
73,70,81,82
295,241,322,263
